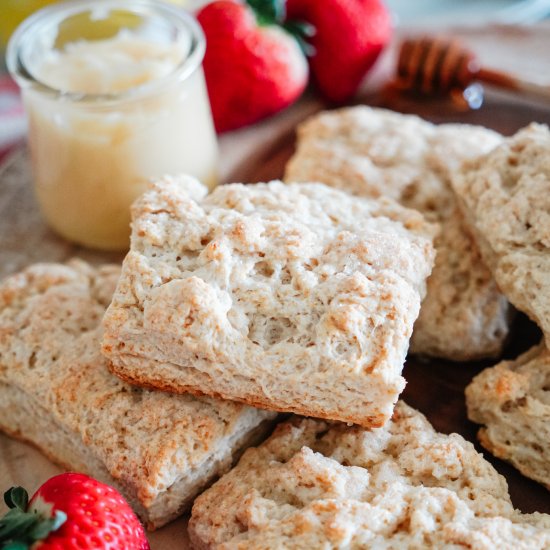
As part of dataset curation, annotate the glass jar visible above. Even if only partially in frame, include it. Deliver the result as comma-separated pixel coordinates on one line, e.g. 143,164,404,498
7,0,218,251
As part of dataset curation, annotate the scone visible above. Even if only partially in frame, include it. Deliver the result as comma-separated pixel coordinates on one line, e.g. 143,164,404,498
466,344,550,490
102,177,436,427
0,260,275,530
285,106,510,361
452,123,550,345
189,402,550,549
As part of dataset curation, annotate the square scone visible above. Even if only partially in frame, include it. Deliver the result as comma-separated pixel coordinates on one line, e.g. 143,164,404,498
452,123,550,346
0,260,275,530
466,344,550,490
285,106,511,361
102,177,436,427
189,402,550,549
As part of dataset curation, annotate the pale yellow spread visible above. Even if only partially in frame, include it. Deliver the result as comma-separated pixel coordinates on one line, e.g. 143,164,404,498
35,32,186,94
26,32,218,250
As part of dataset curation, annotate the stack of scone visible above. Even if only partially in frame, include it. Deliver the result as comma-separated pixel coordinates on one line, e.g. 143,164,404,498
453,124,550,491
1,107,549,547
0,260,276,529
285,106,511,361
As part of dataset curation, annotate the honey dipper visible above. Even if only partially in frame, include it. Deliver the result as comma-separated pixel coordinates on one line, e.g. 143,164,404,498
396,36,550,101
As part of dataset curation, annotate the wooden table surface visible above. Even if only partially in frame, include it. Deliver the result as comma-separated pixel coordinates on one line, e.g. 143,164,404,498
1,23,550,549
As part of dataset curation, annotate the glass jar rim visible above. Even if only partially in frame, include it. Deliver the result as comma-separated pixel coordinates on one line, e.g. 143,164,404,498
6,0,206,104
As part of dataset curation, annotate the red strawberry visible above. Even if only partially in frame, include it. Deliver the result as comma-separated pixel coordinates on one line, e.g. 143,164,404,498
286,0,392,102
0,473,149,549
197,0,308,132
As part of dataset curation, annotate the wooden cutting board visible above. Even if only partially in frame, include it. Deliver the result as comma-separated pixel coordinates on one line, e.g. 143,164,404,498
1,23,550,548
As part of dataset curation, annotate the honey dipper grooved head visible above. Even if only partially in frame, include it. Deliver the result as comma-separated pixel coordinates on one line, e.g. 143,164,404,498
397,36,479,94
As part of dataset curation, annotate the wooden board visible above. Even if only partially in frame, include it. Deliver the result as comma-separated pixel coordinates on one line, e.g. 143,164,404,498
1,23,550,548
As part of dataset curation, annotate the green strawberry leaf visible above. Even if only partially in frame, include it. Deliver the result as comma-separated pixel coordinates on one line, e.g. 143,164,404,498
0,487,66,547
28,511,66,541
0,509,38,541
2,542,28,550
283,19,316,56
3,488,28,512
51,510,67,532
246,0,316,56
246,0,286,25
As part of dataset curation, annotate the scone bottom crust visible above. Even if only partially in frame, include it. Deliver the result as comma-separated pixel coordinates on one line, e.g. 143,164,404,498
107,360,390,429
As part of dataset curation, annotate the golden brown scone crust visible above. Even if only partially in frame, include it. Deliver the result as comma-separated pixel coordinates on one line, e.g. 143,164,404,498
466,343,550,490
189,402,550,549
102,177,436,427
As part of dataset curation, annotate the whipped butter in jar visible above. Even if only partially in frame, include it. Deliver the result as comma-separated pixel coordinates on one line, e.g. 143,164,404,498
7,0,218,250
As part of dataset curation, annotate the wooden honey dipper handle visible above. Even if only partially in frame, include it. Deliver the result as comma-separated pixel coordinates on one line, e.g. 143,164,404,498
397,36,550,101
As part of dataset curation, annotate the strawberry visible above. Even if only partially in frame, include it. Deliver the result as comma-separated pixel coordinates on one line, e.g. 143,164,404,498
286,0,392,102
197,0,309,132
0,473,149,549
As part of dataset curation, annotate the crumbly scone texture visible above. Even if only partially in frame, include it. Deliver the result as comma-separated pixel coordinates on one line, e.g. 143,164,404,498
102,177,436,428
452,123,550,346
0,260,275,529
466,343,550,490
189,401,550,550
285,106,510,361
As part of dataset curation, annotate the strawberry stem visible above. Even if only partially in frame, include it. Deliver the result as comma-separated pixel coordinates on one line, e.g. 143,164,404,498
0,487,67,548
245,0,316,56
